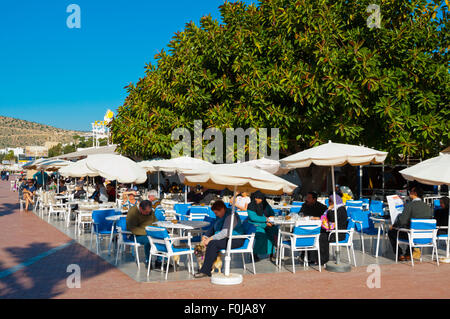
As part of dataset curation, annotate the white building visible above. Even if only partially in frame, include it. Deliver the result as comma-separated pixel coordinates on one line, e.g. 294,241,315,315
0,147,25,157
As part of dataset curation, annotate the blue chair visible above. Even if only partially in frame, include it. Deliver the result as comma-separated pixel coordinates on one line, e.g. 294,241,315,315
395,219,439,266
434,199,441,209
174,203,191,221
290,206,302,214
292,201,304,206
279,222,322,272
325,198,329,207
329,219,357,266
90,209,116,255
188,206,211,221
350,207,380,255
369,200,385,216
155,207,166,221
345,200,363,208
220,221,257,274
237,210,248,222
145,226,195,279
115,216,142,270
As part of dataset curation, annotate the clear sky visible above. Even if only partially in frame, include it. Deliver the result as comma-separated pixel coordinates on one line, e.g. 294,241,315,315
0,1,253,131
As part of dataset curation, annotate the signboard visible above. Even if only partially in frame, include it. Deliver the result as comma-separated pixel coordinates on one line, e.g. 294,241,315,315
386,195,404,225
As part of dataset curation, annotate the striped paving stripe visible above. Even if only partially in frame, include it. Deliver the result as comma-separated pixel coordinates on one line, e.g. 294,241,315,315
0,240,76,279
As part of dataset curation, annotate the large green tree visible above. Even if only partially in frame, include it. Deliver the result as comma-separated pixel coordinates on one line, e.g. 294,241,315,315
111,0,449,162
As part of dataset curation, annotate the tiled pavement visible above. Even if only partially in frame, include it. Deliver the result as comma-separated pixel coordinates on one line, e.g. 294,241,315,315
1,179,450,299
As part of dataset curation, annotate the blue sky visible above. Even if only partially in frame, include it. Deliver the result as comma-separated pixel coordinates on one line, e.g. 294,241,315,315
0,1,253,131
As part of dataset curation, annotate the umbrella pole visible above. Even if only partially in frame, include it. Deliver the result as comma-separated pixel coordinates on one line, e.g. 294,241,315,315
211,185,243,285
185,185,187,204
158,171,160,198
326,165,351,272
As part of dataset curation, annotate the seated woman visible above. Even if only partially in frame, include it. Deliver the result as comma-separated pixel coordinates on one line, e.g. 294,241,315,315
246,191,277,262
122,191,139,212
311,194,348,265
234,191,251,211
23,179,36,212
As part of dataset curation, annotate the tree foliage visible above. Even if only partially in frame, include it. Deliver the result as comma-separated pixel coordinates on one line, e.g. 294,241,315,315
110,0,449,162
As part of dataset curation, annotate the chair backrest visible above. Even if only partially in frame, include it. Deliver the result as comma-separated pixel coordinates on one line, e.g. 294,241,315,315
369,200,384,216
346,200,363,208
155,207,166,221
361,198,370,205
410,219,437,245
292,224,321,247
116,216,133,243
346,206,362,220
349,207,376,233
237,221,256,250
189,212,208,221
433,199,441,209
145,226,173,253
237,210,248,222
174,203,191,216
292,201,304,206
290,206,302,214
92,209,116,233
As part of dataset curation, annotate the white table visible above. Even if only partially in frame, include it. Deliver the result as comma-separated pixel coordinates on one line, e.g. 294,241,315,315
155,220,211,239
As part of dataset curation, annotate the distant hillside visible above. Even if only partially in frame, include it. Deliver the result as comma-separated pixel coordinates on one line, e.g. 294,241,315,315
0,116,87,148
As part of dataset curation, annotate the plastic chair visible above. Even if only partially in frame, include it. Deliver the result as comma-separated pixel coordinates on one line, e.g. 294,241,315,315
290,206,302,214
292,201,304,206
174,203,191,221
345,200,363,208
369,200,385,216
90,209,116,254
329,219,357,266
145,226,195,280
279,222,322,273
220,221,257,274
395,219,439,266
155,207,166,221
350,206,380,254
115,216,142,270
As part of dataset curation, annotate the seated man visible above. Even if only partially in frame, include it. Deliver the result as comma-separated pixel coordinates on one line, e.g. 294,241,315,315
126,200,158,268
22,179,36,212
147,190,160,209
388,186,433,261
300,191,328,218
58,180,67,194
194,200,245,278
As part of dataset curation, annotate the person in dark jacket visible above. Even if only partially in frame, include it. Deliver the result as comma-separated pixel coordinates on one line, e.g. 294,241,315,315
434,196,449,235
310,194,347,265
388,186,433,261
300,191,328,218
194,200,245,278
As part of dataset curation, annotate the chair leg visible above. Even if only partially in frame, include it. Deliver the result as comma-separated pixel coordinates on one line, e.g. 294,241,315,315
352,245,357,267
291,248,295,274
360,232,365,254
317,248,321,272
147,253,152,277
409,245,414,267
115,243,121,265
135,245,140,270
165,256,170,280
346,246,350,263
241,253,246,273
395,241,399,263
251,252,256,274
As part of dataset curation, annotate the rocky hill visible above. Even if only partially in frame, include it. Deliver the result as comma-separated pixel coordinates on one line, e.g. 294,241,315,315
0,116,86,148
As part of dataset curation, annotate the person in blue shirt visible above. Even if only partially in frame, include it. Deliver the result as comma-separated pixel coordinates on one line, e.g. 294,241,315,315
194,200,245,278
246,191,277,262
33,171,49,189
23,179,36,211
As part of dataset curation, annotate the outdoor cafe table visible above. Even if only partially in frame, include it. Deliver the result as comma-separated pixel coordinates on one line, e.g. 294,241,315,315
270,216,322,268
370,216,391,258
154,220,210,238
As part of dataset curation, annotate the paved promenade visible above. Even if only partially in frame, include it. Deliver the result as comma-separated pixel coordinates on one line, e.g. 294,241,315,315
1,180,449,299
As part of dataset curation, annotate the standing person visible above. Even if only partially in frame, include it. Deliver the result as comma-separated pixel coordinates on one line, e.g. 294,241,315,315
246,191,277,262
194,200,245,278
388,186,433,261
311,194,348,265
234,192,251,211
126,200,157,268
300,191,328,218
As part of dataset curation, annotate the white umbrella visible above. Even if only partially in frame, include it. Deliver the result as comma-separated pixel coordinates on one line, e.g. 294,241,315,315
400,153,450,262
236,157,290,176
85,154,147,184
22,158,47,170
280,141,388,272
59,158,98,178
179,163,297,285
37,159,72,172
139,156,213,199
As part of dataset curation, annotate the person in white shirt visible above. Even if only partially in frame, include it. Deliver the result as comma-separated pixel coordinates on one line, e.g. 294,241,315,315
234,192,251,211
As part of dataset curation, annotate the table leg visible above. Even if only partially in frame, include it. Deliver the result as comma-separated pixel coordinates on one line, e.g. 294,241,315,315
375,223,381,258
276,227,282,268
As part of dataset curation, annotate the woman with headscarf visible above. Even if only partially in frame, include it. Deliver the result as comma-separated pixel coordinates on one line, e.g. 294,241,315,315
246,191,277,262
311,194,348,265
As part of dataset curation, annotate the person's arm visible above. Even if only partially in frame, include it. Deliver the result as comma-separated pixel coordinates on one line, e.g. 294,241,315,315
247,209,268,223
396,203,411,228
210,213,237,241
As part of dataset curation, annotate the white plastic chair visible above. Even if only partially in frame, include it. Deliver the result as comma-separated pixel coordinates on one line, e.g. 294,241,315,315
146,226,195,279
329,219,357,266
279,222,322,273
115,217,142,270
395,219,439,266
219,225,256,275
